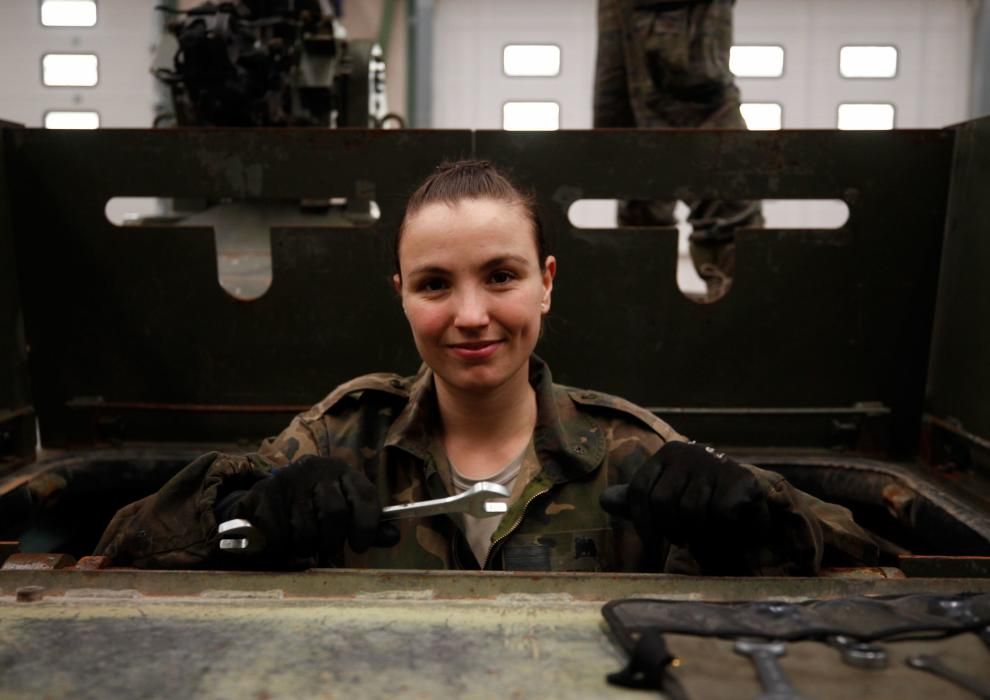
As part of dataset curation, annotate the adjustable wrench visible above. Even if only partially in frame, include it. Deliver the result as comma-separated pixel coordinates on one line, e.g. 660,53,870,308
218,481,510,553
826,635,888,669
906,654,990,699
733,639,809,700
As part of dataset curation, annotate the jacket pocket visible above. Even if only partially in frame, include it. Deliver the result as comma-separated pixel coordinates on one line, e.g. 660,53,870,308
501,528,613,572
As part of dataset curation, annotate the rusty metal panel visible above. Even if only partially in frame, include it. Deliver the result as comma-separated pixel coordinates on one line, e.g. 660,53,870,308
1,571,990,699
926,115,990,475
7,128,472,447
5,128,955,456
0,127,34,473
475,129,955,458
2,567,989,602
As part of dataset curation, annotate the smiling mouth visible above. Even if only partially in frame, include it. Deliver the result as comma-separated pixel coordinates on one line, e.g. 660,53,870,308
449,340,503,350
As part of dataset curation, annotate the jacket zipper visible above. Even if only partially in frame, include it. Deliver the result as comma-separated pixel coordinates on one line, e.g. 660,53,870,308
482,485,552,570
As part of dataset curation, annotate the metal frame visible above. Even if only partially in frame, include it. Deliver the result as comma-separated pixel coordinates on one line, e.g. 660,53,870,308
407,0,434,127
0,126,959,458
972,0,990,119
926,116,990,474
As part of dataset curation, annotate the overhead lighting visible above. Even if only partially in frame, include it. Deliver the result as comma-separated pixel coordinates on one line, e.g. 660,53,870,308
840,46,898,79
837,103,895,130
740,103,782,130
502,101,560,131
41,0,97,27
503,45,561,77
42,53,98,87
730,46,784,78
44,111,100,129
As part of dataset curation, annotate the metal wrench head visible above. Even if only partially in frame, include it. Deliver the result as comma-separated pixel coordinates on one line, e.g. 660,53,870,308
217,518,266,553
734,639,787,657
827,635,888,669
459,481,511,518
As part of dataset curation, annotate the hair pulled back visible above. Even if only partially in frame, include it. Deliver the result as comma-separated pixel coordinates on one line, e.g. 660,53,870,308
394,160,549,275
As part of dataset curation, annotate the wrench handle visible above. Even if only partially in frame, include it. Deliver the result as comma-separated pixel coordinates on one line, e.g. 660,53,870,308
381,492,466,520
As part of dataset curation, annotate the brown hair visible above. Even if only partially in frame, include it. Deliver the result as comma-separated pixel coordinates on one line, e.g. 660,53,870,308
394,160,549,276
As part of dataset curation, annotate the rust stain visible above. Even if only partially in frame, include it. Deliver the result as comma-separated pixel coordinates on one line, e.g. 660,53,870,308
2,553,76,571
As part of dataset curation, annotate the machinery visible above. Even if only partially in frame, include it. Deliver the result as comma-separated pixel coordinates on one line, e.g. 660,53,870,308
153,0,391,128
145,0,394,301
0,119,988,696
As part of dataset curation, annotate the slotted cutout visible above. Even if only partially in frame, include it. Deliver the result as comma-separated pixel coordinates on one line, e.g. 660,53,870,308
105,197,379,301
567,198,850,302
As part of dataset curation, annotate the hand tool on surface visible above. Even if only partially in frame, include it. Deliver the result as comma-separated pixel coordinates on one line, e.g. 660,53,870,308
906,654,990,699
934,598,990,653
733,639,809,700
825,635,888,669
606,628,690,700
218,481,511,553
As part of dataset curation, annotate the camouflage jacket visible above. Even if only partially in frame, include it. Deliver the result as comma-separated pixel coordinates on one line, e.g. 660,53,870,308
95,356,878,573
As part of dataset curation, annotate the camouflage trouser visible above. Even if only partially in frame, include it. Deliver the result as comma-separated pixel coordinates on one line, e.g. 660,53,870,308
594,0,763,301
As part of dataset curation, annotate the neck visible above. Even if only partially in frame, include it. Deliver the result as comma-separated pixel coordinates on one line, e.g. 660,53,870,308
435,363,537,450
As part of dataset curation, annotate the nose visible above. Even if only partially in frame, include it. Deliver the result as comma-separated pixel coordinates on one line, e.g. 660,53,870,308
452,287,490,330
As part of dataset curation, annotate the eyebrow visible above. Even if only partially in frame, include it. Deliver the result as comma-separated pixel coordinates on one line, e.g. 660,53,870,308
407,264,449,278
407,255,531,278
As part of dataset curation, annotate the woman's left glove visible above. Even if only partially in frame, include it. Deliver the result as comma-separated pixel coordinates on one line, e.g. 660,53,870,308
228,455,399,562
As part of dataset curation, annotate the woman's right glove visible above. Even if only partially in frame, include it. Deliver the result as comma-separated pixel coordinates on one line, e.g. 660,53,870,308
601,440,773,573
226,455,399,563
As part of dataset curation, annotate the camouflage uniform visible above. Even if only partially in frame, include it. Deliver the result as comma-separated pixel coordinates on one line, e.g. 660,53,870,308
594,0,763,300
95,356,877,573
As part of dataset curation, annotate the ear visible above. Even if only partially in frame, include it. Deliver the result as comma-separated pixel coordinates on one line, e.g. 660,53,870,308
392,273,402,295
541,256,556,311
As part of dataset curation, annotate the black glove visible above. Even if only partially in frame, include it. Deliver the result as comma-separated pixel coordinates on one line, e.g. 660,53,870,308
601,441,771,557
227,455,399,563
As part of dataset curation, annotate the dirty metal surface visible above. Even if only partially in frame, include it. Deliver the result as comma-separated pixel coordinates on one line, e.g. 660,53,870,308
0,552,75,570
4,127,954,455
927,115,990,475
733,452,990,556
2,573,990,700
898,555,990,578
0,124,32,472
6,128,469,448
476,128,954,458
2,568,989,602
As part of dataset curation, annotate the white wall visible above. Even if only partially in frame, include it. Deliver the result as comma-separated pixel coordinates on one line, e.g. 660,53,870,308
433,0,977,129
433,0,597,129
0,0,159,127
735,0,976,129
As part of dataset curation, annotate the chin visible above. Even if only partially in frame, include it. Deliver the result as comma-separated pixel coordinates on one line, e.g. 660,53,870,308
446,366,507,392
433,357,522,394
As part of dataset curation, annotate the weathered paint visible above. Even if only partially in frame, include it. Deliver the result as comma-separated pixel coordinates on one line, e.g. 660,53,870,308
3,567,990,601
2,586,989,699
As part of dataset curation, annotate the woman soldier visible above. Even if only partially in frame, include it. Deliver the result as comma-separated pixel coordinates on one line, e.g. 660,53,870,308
95,160,876,574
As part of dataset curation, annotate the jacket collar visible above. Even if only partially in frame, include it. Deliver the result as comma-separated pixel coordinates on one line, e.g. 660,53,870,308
384,355,605,481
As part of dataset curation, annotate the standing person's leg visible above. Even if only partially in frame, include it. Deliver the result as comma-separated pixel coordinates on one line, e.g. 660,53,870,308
599,0,762,285
594,0,636,129
672,0,763,301
686,99,764,302
605,0,679,227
